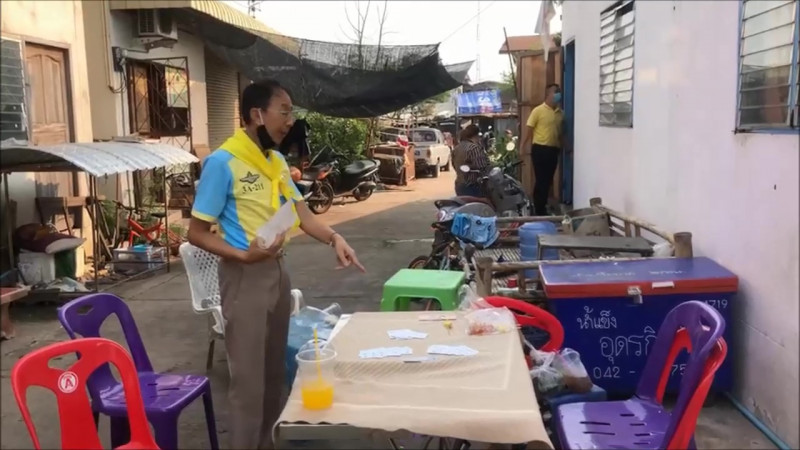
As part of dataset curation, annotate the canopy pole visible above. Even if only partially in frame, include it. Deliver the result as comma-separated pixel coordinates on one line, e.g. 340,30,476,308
503,27,522,144
163,167,170,273
2,174,13,278
90,175,100,292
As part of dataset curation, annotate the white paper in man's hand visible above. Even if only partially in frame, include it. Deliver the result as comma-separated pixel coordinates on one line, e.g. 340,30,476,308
256,201,296,248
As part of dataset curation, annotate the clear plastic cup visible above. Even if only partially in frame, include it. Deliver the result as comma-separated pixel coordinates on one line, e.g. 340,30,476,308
295,346,337,410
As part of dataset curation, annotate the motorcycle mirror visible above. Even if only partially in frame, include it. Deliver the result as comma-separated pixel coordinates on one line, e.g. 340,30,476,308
459,165,470,173
506,142,516,152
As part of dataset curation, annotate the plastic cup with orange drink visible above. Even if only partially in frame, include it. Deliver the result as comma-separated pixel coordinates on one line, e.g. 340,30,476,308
295,328,336,410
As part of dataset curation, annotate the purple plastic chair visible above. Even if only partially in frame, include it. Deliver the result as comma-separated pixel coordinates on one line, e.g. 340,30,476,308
57,293,219,450
553,300,726,449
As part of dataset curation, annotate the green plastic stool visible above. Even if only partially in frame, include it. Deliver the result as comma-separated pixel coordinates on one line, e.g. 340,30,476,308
380,269,465,312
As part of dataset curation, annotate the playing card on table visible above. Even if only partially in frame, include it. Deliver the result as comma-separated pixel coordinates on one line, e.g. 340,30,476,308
427,345,479,357
387,329,428,340
359,346,413,359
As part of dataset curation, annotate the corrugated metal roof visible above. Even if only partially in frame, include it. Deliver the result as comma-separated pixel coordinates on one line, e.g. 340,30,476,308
109,0,277,34
0,139,199,176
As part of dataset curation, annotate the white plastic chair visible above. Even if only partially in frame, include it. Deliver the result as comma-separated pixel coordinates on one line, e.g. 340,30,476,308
179,243,304,371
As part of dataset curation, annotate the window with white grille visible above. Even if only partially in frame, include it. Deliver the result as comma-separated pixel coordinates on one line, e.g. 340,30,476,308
599,0,635,127
737,0,800,130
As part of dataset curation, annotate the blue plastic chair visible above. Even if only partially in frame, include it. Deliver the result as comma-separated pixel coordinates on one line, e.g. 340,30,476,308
57,293,219,450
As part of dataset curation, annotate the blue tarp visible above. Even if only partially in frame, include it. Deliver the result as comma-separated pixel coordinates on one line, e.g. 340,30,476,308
456,90,502,115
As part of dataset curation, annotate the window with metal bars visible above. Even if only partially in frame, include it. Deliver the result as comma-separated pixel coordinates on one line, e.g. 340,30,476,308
0,38,28,141
599,0,635,127
737,0,800,131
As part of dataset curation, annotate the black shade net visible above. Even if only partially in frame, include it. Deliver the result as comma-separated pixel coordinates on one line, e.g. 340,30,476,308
183,10,472,118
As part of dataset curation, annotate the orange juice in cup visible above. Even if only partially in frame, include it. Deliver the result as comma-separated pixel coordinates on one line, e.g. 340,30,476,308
296,345,337,410
300,378,334,410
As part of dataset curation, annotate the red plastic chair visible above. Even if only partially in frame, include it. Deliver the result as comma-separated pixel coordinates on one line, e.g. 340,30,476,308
485,296,565,352
11,337,160,450
654,328,728,449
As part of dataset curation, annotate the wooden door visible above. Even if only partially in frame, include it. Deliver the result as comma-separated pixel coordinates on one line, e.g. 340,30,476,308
25,43,75,198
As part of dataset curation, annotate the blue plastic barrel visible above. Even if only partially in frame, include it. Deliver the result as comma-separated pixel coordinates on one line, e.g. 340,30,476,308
519,222,559,277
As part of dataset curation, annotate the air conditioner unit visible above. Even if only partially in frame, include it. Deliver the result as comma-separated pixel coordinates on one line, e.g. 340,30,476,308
137,9,178,41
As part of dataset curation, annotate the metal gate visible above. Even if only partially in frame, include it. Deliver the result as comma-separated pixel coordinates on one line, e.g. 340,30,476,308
126,56,193,209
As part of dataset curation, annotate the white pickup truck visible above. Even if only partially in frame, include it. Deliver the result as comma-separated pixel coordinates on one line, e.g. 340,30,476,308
409,127,451,178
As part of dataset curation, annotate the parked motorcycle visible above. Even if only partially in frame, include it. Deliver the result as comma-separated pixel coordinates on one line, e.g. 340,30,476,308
294,146,380,215
438,142,530,218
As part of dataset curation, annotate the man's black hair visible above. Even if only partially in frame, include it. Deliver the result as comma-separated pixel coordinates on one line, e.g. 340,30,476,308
546,83,561,92
239,79,287,125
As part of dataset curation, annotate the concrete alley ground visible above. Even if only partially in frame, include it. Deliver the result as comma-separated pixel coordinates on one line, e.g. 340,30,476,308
0,170,775,449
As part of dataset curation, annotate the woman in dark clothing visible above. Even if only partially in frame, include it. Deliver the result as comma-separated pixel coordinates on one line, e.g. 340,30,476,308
451,124,491,197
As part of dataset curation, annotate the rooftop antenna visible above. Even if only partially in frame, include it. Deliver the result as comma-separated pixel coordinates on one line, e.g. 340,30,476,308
246,0,263,18
475,1,481,82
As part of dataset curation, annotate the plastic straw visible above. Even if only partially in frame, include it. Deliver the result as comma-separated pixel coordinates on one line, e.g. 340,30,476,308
313,325,322,380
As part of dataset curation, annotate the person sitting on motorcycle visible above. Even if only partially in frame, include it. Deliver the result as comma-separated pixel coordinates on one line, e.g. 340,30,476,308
452,124,490,197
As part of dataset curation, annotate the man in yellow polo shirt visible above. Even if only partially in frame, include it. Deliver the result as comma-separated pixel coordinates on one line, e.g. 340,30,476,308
521,83,563,216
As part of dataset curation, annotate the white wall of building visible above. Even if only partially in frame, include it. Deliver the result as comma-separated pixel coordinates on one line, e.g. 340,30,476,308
82,3,208,202
563,1,799,446
1,0,94,253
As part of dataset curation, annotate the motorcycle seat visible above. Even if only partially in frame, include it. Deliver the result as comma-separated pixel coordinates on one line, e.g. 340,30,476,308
458,195,491,205
301,165,329,181
434,196,493,210
343,160,378,176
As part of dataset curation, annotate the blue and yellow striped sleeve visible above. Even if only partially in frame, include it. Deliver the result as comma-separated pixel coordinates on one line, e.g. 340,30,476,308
192,154,232,223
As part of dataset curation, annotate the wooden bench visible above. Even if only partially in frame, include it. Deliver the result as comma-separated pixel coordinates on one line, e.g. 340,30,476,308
536,234,654,259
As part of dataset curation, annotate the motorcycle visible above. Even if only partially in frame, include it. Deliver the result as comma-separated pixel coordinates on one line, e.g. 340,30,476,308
295,146,380,215
438,142,531,218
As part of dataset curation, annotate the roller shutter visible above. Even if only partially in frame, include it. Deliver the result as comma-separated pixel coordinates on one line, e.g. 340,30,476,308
205,50,240,150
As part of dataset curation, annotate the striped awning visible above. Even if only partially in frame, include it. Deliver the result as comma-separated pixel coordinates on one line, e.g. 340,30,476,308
0,138,199,176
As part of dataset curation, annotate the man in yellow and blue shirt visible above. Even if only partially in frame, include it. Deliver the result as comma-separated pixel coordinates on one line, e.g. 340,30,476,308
522,83,564,216
188,80,364,450
192,143,302,251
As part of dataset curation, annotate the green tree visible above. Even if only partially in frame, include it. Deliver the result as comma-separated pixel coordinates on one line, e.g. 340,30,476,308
499,70,516,98
303,112,369,163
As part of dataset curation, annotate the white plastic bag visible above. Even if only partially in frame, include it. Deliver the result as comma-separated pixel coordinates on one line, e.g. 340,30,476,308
528,344,563,395
552,348,592,393
531,364,563,394
464,307,516,335
457,284,493,311
653,242,674,257
255,201,296,249
529,345,555,367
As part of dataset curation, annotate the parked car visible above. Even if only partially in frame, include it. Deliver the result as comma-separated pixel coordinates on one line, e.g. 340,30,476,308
409,127,450,178
379,127,408,147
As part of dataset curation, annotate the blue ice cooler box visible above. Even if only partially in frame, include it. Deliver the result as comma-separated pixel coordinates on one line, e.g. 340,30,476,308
539,257,737,395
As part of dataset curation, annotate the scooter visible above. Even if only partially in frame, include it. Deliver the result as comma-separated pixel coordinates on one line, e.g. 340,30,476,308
296,146,380,214
437,142,531,218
